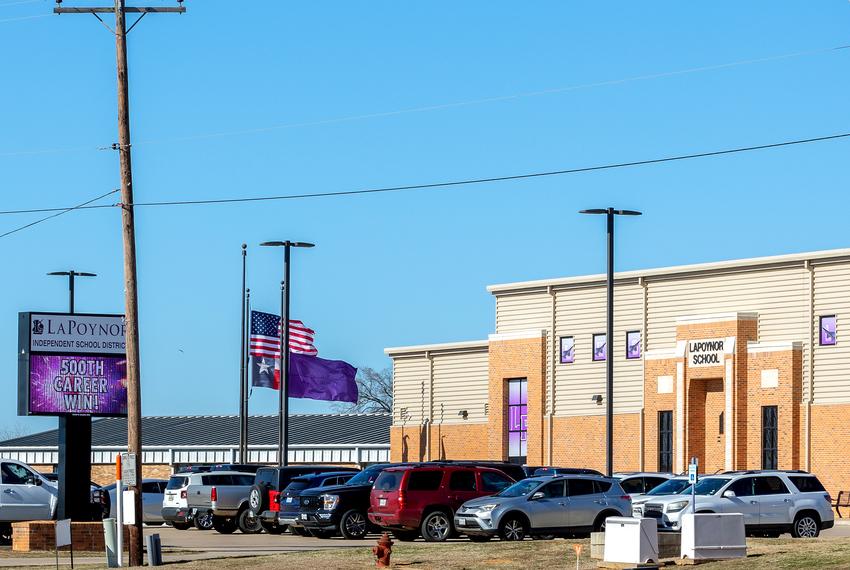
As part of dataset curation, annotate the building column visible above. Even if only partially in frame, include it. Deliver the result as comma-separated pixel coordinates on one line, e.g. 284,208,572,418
676,360,685,473
724,357,734,471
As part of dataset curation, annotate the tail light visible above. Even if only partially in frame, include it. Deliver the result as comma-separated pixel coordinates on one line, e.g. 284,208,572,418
621,496,631,501
825,494,832,503
211,487,218,502
398,490,406,510
180,490,187,499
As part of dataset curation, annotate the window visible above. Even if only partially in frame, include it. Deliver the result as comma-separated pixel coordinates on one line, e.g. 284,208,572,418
540,480,566,498
593,480,612,494
254,469,275,487
374,471,403,491
658,411,673,473
480,472,513,494
719,412,724,435
619,478,645,494
406,470,443,491
762,406,778,470
233,474,256,486
560,336,575,364
644,477,669,493
592,333,607,361
142,482,161,494
1,463,33,485
728,477,755,497
626,331,641,359
820,315,837,346
789,476,826,493
449,470,476,491
507,379,528,464
166,476,188,490
566,478,595,497
754,476,789,496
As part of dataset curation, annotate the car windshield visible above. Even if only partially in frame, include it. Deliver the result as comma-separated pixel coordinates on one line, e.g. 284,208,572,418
681,478,731,496
496,479,541,498
647,479,690,496
165,476,188,490
346,468,380,486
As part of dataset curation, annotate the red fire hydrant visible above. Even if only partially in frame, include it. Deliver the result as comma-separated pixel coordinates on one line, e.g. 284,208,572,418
372,531,394,567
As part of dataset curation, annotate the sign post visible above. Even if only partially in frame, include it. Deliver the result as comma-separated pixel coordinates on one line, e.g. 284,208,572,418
689,456,699,513
55,518,73,570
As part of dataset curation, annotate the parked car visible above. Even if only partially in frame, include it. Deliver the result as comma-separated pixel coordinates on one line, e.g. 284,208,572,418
638,470,834,537
102,479,168,524
277,472,357,536
185,471,258,534
1,460,57,544
614,472,675,497
298,463,401,539
368,464,516,542
249,465,360,534
533,467,604,477
209,464,264,474
454,475,632,541
631,476,691,517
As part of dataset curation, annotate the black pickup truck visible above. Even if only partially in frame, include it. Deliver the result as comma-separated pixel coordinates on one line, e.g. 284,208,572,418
297,463,397,539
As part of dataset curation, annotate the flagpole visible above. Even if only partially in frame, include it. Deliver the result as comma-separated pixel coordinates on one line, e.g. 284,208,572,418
244,287,250,461
280,245,290,467
239,243,248,462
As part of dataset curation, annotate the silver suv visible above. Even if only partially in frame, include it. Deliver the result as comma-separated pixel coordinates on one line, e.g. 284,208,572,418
638,470,834,538
454,475,631,541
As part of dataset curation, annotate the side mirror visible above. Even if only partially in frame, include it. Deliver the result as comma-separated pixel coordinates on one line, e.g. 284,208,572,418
722,490,736,498
530,491,544,500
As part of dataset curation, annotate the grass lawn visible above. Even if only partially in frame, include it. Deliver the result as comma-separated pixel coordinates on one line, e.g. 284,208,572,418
159,536,850,570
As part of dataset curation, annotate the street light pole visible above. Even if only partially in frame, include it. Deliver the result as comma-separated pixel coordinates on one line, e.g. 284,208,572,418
579,208,641,476
260,241,314,467
47,270,96,521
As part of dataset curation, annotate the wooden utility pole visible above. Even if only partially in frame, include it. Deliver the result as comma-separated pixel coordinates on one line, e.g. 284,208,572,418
54,1,186,566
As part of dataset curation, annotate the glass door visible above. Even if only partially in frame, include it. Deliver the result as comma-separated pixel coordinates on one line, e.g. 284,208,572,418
507,379,528,464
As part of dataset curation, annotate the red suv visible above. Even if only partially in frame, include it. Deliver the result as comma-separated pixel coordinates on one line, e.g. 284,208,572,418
367,464,514,542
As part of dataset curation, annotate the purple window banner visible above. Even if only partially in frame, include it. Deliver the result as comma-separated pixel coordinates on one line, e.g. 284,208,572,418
626,330,641,360
820,315,837,346
592,333,607,362
560,336,575,364
507,379,527,458
28,354,128,416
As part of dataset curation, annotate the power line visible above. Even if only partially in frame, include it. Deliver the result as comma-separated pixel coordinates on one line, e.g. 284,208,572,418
0,13,50,23
0,42,848,157
0,189,118,239
1,130,848,218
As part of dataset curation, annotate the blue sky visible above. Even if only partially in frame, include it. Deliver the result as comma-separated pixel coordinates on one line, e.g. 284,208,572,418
1,1,849,435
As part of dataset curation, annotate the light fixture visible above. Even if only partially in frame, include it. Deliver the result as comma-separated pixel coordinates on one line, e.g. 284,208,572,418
458,410,468,420
591,394,603,405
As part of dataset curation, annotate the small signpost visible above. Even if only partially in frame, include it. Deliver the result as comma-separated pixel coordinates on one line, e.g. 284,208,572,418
572,543,583,570
55,518,73,569
689,456,699,513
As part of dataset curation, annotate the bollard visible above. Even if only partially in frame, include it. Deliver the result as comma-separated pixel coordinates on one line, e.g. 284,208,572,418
372,532,393,568
145,533,163,566
103,518,119,568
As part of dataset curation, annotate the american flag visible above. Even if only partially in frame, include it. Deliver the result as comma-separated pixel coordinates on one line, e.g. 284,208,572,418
250,310,318,357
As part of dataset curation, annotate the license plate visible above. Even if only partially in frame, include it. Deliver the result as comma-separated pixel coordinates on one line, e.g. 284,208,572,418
379,498,387,507
300,513,308,520
286,497,293,504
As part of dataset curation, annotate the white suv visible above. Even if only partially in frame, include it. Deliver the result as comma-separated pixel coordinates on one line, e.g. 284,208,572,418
638,470,834,538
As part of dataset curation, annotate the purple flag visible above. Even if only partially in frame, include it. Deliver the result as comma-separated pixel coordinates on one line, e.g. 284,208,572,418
289,352,358,403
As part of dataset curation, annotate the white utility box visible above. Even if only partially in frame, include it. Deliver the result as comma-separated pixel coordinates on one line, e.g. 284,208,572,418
603,516,659,564
122,490,136,525
680,513,746,560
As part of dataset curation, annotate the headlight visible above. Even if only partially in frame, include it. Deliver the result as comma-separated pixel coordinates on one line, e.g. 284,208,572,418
321,494,340,511
473,504,499,514
667,500,690,513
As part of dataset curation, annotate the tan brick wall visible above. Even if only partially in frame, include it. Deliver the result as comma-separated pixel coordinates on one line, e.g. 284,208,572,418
551,414,641,473
810,403,850,497
12,521,128,552
746,349,802,470
488,336,546,464
390,423,490,462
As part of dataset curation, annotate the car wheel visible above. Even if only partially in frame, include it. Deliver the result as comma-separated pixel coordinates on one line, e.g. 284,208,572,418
593,512,618,533
237,508,264,534
392,530,419,542
194,511,214,531
248,484,269,513
420,511,452,542
499,515,527,541
261,521,283,534
212,516,237,534
792,513,820,538
0,523,12,545
290,526,310,537
172,522,190,531
468,535,491,542
339,509,368,540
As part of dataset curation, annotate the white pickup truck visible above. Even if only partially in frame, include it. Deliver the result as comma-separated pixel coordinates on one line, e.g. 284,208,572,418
0,459,58,544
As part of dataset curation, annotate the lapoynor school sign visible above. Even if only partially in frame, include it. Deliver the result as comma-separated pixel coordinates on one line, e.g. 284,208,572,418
688,338,726,367
18,312,128,417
